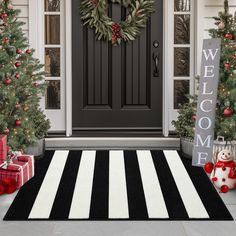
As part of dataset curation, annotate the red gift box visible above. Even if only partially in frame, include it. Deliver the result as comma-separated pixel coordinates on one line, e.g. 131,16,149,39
0,135,7,163
0,155,34,189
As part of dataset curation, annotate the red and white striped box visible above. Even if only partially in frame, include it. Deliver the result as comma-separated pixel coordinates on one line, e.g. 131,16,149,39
0,155,34,189
0,135,7,163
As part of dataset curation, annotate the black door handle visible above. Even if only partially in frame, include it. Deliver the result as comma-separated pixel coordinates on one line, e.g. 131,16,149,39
153,52,159,77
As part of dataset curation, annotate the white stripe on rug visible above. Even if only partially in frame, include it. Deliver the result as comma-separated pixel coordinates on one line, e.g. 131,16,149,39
29,150,69,219
69,151,96,219
137,150,169,218
164,150,209,218
109,151,129,219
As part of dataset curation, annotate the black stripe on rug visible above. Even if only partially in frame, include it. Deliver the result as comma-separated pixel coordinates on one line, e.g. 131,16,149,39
49,150,82,220
151,150,189,219
124,150,148,219
89,150,109,220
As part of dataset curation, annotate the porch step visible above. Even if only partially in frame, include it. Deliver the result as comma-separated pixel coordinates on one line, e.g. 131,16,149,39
45,137,180,150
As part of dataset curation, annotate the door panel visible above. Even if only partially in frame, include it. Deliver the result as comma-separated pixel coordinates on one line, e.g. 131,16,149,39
72,0,163,131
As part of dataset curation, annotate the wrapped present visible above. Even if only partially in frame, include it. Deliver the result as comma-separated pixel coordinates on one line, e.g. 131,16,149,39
0,155,34,189
17,155,34,178
0,135,7,163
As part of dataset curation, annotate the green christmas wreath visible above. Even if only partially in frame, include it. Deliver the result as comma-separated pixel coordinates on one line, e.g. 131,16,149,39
80,0,155,45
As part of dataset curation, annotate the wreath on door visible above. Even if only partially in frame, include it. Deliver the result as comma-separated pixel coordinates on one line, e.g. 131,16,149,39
80,0,155,45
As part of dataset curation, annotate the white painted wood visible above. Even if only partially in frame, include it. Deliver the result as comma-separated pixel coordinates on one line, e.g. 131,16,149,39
69,151,96,219
137,150,168,218
29,150,69,219
163,0,171,137
109,151,129,219
12,0,28,5
65,1,73,136
168,0,195,131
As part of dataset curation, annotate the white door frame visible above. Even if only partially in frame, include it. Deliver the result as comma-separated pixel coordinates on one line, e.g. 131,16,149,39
28,0,195,137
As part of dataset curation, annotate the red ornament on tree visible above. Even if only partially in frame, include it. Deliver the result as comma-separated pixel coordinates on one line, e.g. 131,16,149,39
15,74,21,79
4,78,12,85
2,37,9,44
224,62,231,68
15,102,21,109
26,49,31,55
1,12,8,19
16,48,22,54
4,128,10,134
15,119,22,126
23,106,29,112
225,33,233,39
223,107,233,117
15,61,21,67
192,115,197,120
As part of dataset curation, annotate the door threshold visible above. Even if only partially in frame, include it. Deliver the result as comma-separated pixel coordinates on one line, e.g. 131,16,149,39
45,137,180,150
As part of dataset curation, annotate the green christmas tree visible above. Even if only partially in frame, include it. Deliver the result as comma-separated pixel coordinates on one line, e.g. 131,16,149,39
0,0,50,151
173,0,236,141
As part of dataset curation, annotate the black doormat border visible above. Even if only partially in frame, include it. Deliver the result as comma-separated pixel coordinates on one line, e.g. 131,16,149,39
4,150,233,221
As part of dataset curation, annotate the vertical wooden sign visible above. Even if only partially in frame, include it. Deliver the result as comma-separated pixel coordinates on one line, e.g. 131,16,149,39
192,39,221,167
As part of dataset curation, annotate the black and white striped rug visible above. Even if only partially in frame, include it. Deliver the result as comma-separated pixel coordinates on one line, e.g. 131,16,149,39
4,150,233,221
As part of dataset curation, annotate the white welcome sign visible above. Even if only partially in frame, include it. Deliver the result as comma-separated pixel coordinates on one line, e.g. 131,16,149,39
192,39,221,167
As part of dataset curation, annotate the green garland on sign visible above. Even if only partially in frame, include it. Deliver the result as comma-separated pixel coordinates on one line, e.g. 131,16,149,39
80,0,155,45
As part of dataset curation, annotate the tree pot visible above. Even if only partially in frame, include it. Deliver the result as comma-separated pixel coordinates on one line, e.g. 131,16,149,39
180,137,194,159
26,138,45,159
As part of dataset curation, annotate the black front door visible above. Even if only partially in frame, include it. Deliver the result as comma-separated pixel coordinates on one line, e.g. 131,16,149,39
72,0,163,132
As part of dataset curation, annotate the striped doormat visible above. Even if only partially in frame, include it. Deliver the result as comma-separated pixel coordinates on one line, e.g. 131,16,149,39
4,150,233,221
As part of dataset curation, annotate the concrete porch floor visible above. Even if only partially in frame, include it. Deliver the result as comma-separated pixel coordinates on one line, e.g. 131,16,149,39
1,189,236,236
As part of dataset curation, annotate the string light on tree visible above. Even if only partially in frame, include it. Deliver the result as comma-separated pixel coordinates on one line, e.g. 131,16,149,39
0,0,50,150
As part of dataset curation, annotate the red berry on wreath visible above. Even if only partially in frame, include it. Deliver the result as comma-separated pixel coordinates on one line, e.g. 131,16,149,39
15,119,22,126
16,48,22,54
223,107,233,117
15,74,21,79
5,78,12,85
225,33,233,39
26,49,31,54
15,61,21,67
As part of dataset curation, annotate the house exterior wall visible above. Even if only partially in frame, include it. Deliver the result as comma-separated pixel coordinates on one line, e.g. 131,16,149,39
14,0,236,135
12,0,29,38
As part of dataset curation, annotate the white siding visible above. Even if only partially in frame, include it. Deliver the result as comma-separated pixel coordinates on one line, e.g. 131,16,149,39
196,0,236,74
12,0,29,38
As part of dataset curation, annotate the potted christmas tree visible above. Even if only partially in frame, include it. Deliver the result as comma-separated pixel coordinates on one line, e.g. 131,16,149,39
172,0,236,158
0,0,50,155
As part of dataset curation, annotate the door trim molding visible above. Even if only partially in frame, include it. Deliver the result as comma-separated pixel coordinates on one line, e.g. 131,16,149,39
163,0,171,137
65,2,73,136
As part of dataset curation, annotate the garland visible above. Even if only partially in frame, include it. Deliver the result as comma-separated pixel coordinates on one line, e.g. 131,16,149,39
80,0,155,45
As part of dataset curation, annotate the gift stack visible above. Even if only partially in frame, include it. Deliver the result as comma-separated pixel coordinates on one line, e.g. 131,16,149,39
0,135,34,195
